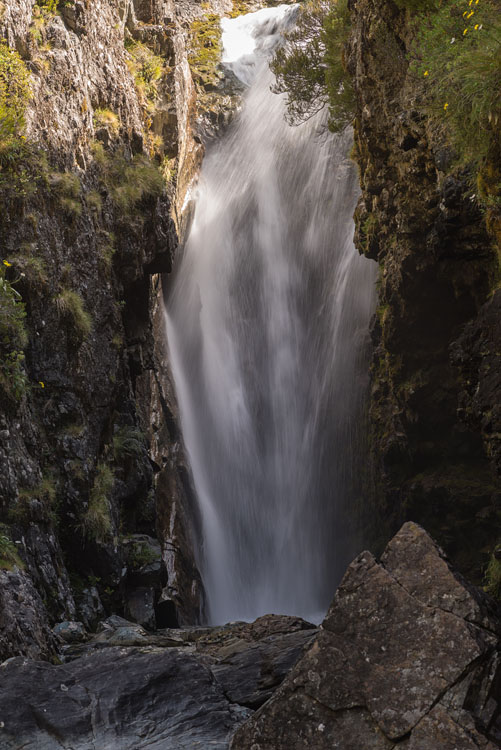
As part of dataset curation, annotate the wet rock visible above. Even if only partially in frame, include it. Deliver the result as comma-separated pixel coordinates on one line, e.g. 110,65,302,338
211,629,317,708
53,621,87,644
0,647,246,749
231,523,501,749
0,569,59,663
76,586,105,631
124,586,156,630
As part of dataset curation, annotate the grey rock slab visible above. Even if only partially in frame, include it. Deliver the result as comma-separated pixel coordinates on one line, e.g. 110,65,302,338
381,522,501,634
0,646,245,749
211,629,318,708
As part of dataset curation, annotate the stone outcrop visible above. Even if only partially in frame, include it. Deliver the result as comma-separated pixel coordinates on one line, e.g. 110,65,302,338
0,614,317,749
231,523,501,749
347,0,500,578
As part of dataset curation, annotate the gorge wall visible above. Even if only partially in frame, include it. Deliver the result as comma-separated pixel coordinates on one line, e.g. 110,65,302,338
347,0,500,579
0,0,229,660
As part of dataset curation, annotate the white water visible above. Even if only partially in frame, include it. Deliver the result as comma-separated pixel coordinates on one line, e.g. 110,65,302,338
165,6,376,624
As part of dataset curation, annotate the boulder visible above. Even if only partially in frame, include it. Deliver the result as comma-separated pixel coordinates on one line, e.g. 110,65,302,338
231,522,501,749
53,621,87,644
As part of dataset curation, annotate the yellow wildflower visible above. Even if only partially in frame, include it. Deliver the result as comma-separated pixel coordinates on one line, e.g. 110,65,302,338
463,9,468,15
424,70,429,77
3,260,12,267
467,10,474,17
444,102,449,110
474,23,479,29
39,381,45,388
463,27,468,34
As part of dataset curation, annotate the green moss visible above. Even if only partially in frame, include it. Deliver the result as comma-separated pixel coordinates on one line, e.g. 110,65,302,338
113,425,145,460
81,462,114,542
188,13,223,90
86,189,103,213
91,141,164,216
54,288,92,343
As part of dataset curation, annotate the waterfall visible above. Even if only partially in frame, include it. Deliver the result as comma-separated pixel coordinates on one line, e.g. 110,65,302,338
165,5,377,625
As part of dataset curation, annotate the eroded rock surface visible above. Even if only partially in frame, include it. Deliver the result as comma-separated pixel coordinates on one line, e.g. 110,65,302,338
231,523,501,749
0,614,316,749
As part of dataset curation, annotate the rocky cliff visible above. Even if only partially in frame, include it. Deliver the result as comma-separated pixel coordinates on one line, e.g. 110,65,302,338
347,0,500,579
0,0,238,661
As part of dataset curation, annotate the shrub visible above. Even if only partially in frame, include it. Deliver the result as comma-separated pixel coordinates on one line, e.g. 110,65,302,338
270,0,354,131
93,108,120,136
410,0,501,205
91,141,164,215
86,189,103,212
81,463,114,542
50,171,82,217
113,425,145,460
125,40,164,107
54,288,92,343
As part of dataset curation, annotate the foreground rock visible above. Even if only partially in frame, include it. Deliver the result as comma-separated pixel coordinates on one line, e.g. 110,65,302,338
231,523,501,749
0,614,316,749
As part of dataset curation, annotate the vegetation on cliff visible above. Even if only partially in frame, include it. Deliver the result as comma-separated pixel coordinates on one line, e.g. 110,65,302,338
270,0,354,131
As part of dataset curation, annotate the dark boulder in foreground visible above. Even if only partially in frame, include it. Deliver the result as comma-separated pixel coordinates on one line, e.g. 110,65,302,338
0,615,316,749
231,522,501,749
1,523,500,749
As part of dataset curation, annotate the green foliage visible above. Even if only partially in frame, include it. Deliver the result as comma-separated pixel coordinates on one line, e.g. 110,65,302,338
410,0,501,202
126,539,158,570
323,0,355,132
188,13,223,89
0,531,23,570
50,171,82,217
12,474,58,524
271,2,329,124
81,463,114,542
0,42,46,206
484,548,501,599
9,254,48,289
0,267,28,402
93,108,120,136
86,189,102,212
125,40,164,107
113,425,145,461
270,0,354,131
54,288,92,343
91,141,164,215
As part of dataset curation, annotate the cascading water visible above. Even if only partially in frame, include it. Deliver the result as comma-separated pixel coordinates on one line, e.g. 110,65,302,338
165,5,377,625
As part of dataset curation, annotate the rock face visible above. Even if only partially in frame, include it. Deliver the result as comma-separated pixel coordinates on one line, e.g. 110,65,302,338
0,0,241,659
347,0,500,578
231,523,501,749
0,614,317,749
